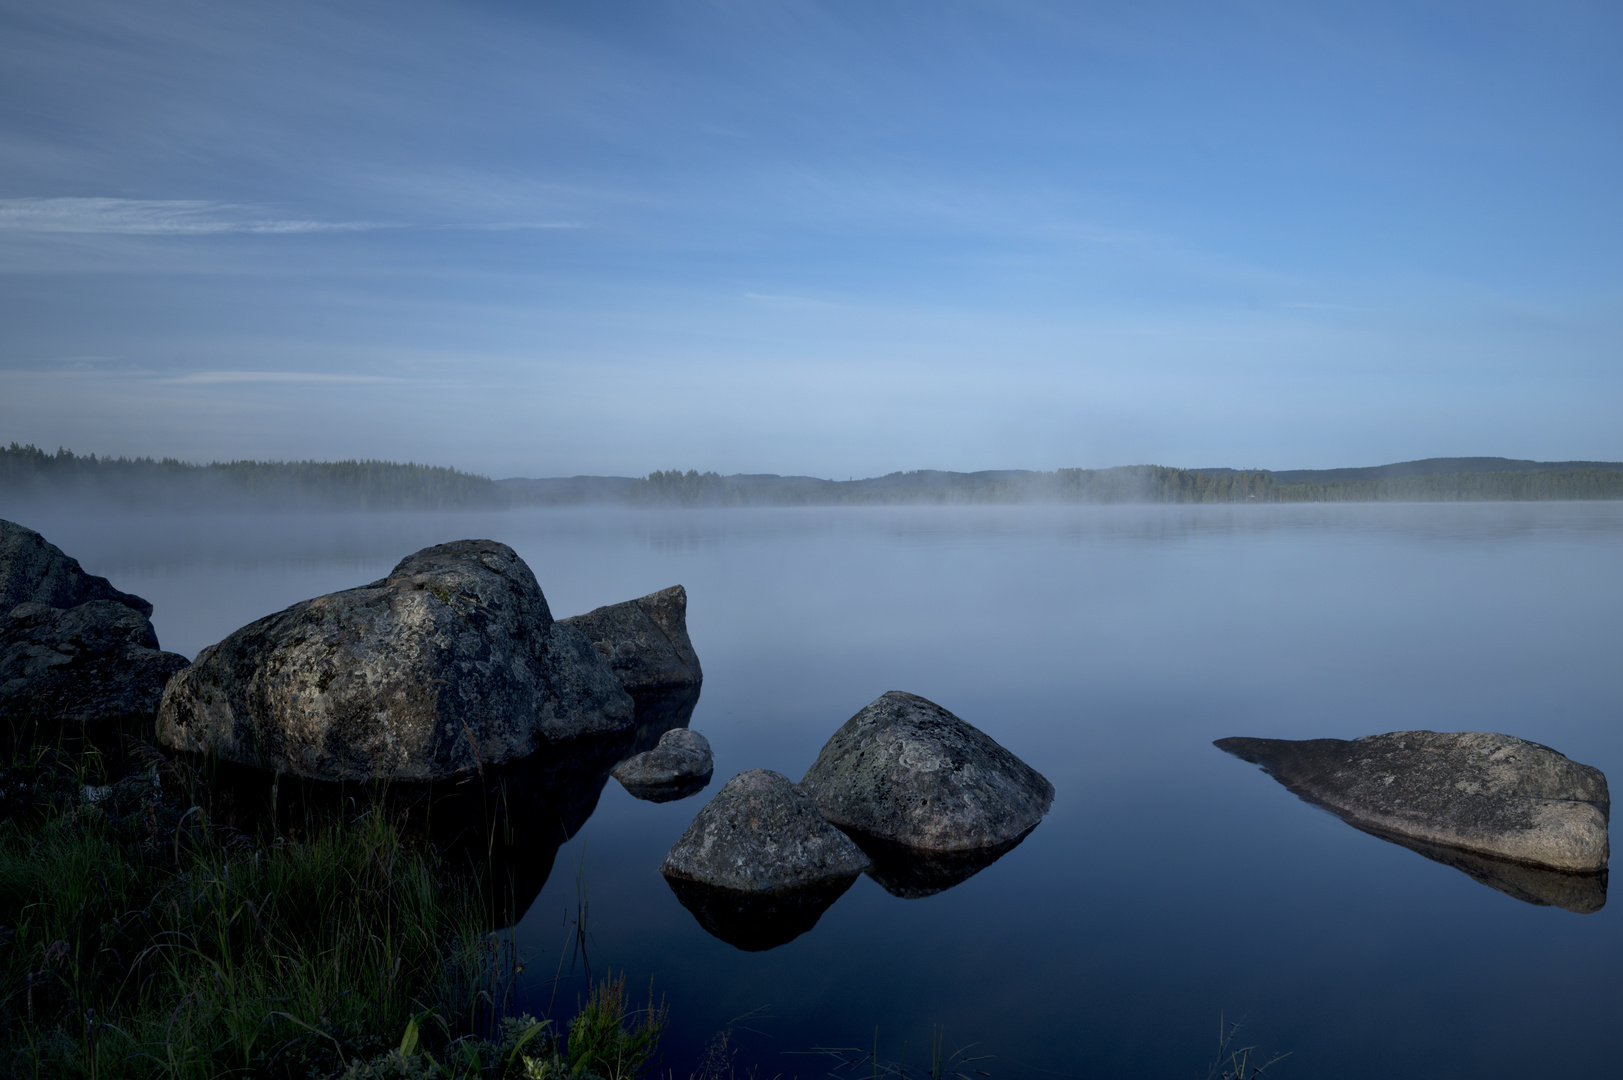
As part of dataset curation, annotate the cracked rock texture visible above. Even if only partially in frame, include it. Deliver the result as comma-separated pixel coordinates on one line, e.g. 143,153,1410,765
613,727,713,801
156,539,633,781
660,769,870,893
0,519,186,723
799,691,1054,853
1216,731,1610,873
560,585,702,694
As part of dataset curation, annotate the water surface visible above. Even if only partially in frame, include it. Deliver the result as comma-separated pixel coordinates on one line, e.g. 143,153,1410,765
17,502,1623,1078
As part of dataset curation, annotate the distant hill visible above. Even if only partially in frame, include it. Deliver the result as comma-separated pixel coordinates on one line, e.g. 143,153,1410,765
1195,456,1623,485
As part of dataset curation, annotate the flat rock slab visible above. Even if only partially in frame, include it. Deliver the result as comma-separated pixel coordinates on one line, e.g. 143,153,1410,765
1216,731,1610,874
157,540,633,781
560,585,702,694
1,519,153,617
800,691,1054,853
613,727,713,802
1,600,188,724
660,769,871,893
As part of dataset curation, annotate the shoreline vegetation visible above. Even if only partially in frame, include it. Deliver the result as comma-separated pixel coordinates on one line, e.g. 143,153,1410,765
4,443,1622,512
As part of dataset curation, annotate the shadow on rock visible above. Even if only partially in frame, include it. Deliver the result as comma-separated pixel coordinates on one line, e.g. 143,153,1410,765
849,827,1036,899
203,729,631,929
664,875,859,951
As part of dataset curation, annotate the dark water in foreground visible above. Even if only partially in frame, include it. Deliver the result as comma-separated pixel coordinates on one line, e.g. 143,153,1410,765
15,502,1623,1078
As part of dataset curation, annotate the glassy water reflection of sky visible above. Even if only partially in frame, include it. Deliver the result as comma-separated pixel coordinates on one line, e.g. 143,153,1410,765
19,502,1623,1078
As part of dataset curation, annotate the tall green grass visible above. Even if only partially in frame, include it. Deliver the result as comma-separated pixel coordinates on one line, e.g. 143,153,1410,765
0,729,663,1080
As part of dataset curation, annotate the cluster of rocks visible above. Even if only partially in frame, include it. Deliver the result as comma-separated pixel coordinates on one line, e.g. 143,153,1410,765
658,690,1055,949
1,520,188,725
1217,731,1611,913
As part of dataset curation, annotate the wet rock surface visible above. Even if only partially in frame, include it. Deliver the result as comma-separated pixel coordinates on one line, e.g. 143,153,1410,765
560,585,702,694
613,727,713,802
660,769,871,893
1,519,153,617
1,600,189,724
799,691,1054,853
665,875,857,951
1354,819,1608,913
1216,731,1610,874
157,539,633,781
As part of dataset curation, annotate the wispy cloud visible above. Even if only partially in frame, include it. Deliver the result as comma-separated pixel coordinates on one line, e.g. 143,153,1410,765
0,198,387,235
158,371,405,385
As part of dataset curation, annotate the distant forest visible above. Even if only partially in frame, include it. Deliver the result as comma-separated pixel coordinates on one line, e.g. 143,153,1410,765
0,443,505,510
3,444,1620,511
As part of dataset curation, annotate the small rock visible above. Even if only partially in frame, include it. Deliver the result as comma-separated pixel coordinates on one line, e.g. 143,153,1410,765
613,728,714,802
1,519,153,617
157,539,633,781
560,585,702,694
1216,731,1610,874
799,691,1054,853
660,769,871,893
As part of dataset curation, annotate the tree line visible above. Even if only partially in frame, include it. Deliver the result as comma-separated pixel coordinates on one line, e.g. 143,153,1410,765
0,443,506,511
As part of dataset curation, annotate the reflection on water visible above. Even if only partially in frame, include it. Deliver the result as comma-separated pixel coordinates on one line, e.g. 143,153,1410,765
852,829,1037,900
664,875,860,952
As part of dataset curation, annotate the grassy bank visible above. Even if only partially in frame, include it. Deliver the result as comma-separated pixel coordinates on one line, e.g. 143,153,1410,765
0,725,664,1079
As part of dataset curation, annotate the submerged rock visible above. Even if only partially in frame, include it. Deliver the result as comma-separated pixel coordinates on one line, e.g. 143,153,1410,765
1216,732,1610,875
1,600,189,724
1,519,152,617
799,691,1054,853
560,585,702,695
660,769,871,893
157,540,633,781
613,727,713,802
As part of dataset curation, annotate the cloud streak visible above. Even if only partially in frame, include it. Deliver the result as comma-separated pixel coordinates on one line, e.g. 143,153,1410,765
0,198,387,235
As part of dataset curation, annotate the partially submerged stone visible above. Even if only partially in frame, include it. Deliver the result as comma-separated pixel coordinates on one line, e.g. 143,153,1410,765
1216,732,1610,875
157,540,633,781
1,519,152,617
560,585,702,695
799,691,1054,853
660,769,871,893
613,727,713,802
1,600,188,724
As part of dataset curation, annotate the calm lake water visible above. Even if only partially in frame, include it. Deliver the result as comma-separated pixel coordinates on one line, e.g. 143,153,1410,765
14,502,1623,1078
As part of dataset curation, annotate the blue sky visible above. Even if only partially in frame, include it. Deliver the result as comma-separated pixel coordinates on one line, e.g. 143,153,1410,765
1,0,1618,477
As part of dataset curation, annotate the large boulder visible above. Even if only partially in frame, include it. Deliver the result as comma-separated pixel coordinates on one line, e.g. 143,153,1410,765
156,540,633,781
561,585,702,695
660,769,871,893
1216,732,1610,874
1,600,188,724
613,727,713,802
1,519,153,616
799,691,1054,853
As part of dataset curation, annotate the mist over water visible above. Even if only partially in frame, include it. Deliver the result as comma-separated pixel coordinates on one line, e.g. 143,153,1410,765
13,501,1623,1076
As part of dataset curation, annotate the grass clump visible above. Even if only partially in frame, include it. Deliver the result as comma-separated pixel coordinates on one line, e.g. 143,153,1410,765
0,728,664,1080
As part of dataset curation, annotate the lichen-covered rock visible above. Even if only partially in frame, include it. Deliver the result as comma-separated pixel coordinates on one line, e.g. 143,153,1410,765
1216,732,1610,874
0,600,188,723
799,691,1054,853
560,585,702,694
613,727,713,802
1,519,153,617
156,539,633,781
660,769,871,893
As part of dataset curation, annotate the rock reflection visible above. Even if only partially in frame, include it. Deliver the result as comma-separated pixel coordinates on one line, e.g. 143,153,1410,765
206,729,631,928
1347,822,1607,914
851,829,1036,899
664,875,859,951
